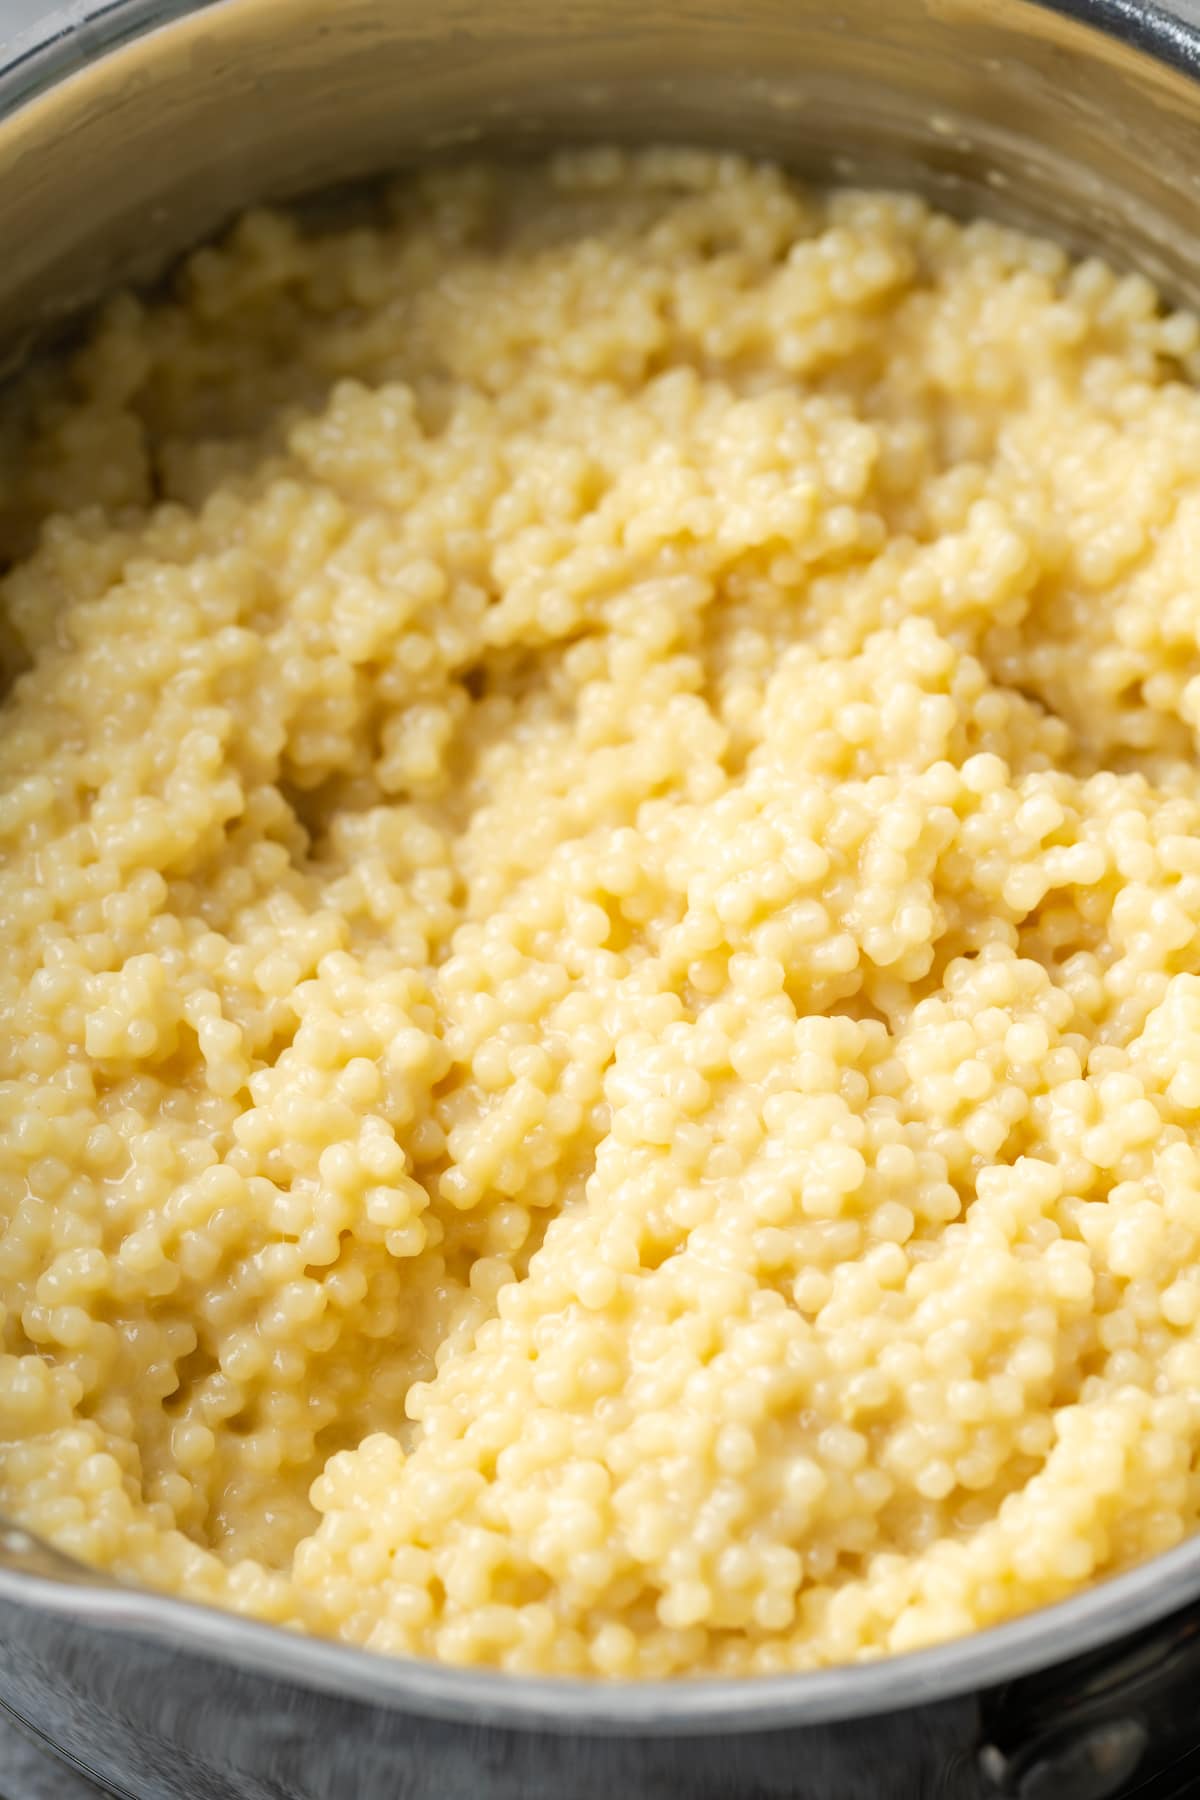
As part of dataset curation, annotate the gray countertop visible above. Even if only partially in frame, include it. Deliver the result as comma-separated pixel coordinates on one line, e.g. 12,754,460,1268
1,0,59,49
0,1709,104,1800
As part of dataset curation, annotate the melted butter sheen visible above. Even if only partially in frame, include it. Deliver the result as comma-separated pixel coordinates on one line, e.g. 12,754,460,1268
3,150,1200,1677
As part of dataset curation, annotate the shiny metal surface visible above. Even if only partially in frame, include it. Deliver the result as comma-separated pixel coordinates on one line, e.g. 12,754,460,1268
4,0,1200,1793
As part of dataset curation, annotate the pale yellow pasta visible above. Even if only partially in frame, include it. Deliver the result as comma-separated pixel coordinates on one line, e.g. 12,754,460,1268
4,150,1200,1676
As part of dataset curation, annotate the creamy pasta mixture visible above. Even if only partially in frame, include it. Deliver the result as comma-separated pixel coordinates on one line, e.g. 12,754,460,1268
4,151,1200,1675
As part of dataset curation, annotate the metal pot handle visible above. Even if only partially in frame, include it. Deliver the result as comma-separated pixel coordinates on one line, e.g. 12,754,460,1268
977,1600,1200,1799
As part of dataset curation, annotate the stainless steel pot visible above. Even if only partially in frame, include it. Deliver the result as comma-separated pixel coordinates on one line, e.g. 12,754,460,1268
5,2,1200,1795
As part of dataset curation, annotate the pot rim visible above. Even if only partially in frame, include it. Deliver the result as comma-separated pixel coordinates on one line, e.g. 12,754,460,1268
7,1532,1200,1735
4,0,1200,1736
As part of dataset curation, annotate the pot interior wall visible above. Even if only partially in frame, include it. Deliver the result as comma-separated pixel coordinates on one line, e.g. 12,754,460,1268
3,0,1200,372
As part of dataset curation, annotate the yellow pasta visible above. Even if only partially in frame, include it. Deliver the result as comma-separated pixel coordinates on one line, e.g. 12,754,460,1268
3,150,1200,1675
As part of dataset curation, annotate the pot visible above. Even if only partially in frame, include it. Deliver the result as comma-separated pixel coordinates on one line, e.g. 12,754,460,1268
5,2,1200,1795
